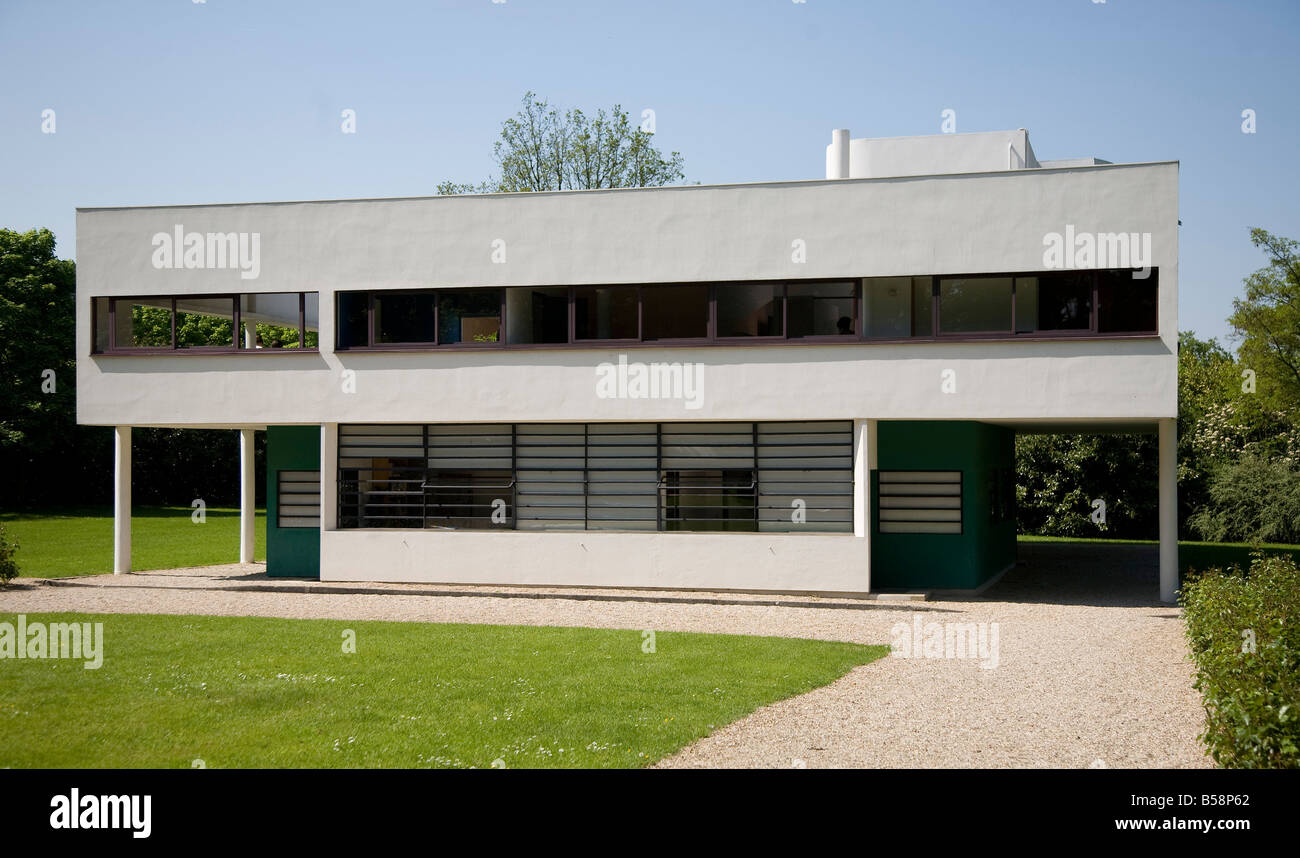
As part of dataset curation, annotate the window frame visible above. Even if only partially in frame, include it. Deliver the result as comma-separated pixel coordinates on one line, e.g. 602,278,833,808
370,289,440,348
638,283,713,344
571,284,641,345
337,421,855,534
712,281,788,343
93,292,317,354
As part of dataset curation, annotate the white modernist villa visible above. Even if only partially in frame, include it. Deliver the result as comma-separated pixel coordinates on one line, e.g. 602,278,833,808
76,128,1180,600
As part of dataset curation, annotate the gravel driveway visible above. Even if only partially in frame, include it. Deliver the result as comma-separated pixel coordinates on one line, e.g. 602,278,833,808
0,541,1210,768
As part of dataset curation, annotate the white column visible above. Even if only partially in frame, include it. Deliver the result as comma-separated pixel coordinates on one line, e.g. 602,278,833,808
321,423,338,531
240,428,256,564
113,426,131,574
853,419,878,591
1158,418,1178,604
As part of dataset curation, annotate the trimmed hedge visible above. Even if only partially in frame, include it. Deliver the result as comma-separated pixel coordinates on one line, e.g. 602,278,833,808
1182,552,1300,768
0,524,17,586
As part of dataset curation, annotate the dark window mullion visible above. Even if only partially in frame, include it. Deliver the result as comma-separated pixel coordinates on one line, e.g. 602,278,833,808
707,284,715,341
367,291,376,348
1011,278,1018,337
655,422,663,531
855,279,862,338
1091,270,1100,333
931,276,940,336
567,285,576,344
421,424,430,528
170,297,177,349
299,292,306,349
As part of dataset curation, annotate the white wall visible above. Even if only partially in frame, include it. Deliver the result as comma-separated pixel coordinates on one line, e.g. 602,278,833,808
319,529,870,592
75,161,1179,428
845,130,1039,179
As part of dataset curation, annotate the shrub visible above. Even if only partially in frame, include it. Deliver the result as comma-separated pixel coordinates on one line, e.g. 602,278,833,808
1187,452,1300,544
1182,552,1300,768
0,524,18,586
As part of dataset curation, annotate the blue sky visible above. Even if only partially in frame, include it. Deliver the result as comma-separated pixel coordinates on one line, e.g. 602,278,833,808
1,0,1296,344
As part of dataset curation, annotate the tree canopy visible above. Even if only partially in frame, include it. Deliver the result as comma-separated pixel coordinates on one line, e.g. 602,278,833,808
438,92,687,194
1229,229,1300,412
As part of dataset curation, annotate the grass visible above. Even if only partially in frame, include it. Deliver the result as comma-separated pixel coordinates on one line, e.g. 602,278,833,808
1017,535,1300,574
0,613,887,769
0,506,265,577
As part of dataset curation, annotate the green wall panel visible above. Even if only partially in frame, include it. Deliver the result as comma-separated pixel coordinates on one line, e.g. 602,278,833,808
266,425,321,579
872,421,1016,590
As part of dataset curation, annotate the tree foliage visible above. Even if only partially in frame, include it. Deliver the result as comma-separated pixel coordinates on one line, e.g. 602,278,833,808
1015,432,1158,539
438,91,687,194
0,228,104,507
1229,229,1300,412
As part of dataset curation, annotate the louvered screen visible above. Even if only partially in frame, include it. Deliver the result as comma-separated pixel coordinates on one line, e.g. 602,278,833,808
876,470,963,534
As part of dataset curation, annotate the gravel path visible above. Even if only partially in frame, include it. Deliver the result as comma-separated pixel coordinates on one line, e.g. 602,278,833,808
0,542,1210,768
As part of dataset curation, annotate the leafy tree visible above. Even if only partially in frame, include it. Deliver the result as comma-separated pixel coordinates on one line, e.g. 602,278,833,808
438,91,687,194
1229,229,1300,412
0,228,106,506
1015,432,1158,539
1177,331,1240,523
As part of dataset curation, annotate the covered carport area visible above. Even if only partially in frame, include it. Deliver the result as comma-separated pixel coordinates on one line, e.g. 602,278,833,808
110,425,263,574
987,417,1179,604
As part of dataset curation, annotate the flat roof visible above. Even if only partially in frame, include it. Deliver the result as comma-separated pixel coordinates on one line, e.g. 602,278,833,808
76,160,1179,213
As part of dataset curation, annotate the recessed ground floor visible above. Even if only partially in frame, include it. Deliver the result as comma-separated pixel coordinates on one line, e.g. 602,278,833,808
102,416,1180,601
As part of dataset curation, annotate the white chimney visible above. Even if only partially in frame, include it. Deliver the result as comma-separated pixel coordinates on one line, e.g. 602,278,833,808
825,129,850,179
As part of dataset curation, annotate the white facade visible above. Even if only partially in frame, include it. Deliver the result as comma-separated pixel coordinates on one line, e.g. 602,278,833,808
76,129,1180,598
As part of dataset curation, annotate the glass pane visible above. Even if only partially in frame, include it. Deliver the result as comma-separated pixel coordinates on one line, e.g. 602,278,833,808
303,293,319,348
1016,273,1091,333
348,457,425,528
93,297,110,352
1098,269,1158,333
122,298,173,348
506,286,568,345
375,291,436,344
661,469,757,532
240,293,302,349
574,285,638,340
424,470,514,529
336,291,369,349
913,277,933,336
642,284,708,340
864,277,931,338
787,281,856,337
175,297,235,349
716,283,782,337
439,289,501,344
938,277,1012,334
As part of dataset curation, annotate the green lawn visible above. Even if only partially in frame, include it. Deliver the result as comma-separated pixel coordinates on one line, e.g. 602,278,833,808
0,613,887,768
0,506,265,577
1017,535,1300,574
